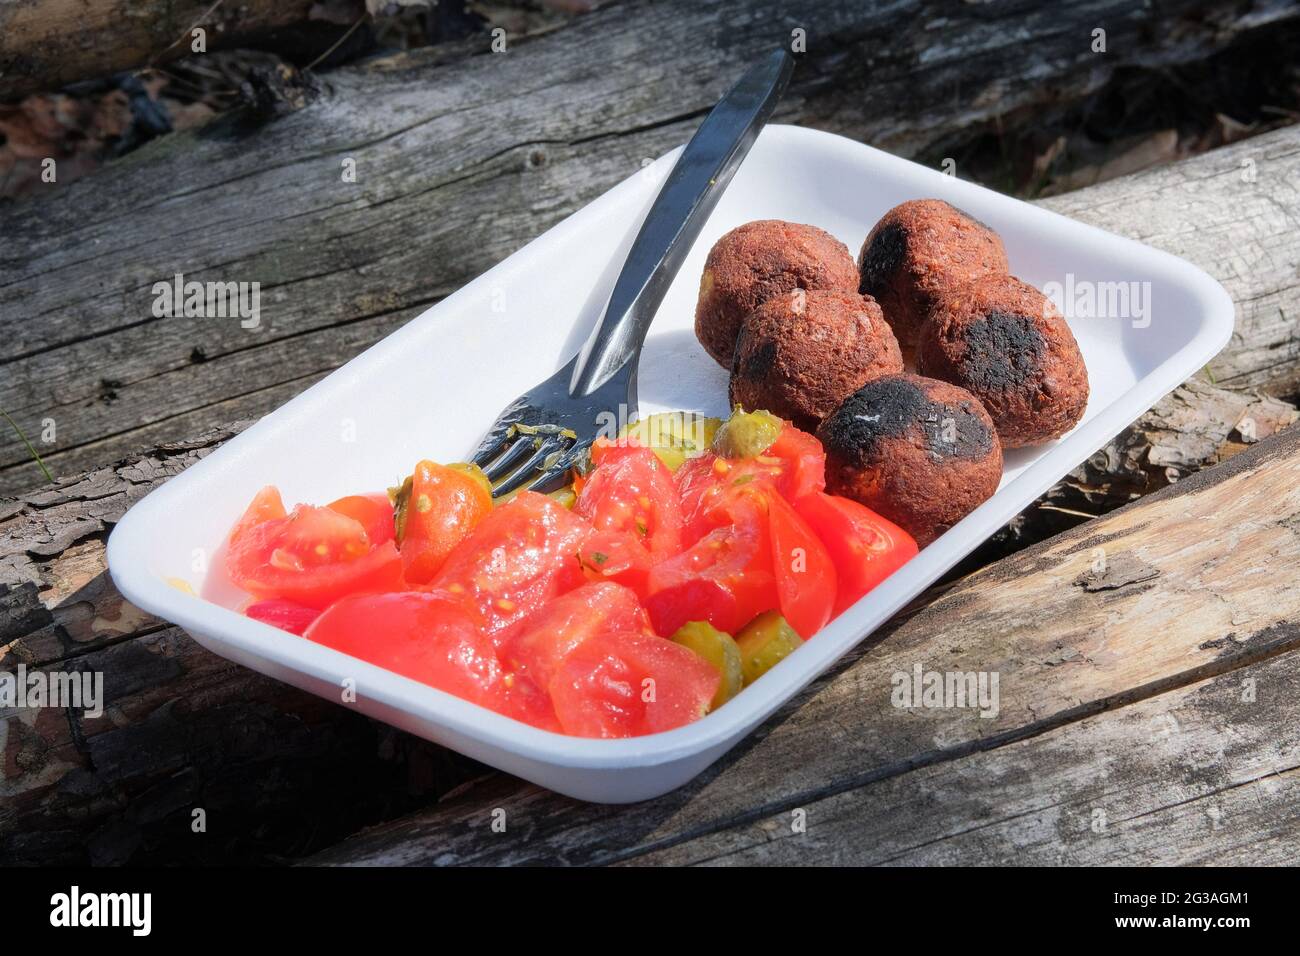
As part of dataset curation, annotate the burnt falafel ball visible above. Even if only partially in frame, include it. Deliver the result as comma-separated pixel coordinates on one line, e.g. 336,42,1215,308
857,199,1009,359
695,220,859,368
729,289,903,432
917,274,1089,448
816,373,1002,547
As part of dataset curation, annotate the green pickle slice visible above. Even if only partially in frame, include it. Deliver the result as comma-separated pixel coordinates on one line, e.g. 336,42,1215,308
670,621,745,711
711,406,783,459
735,611,804,686
618,412,721,471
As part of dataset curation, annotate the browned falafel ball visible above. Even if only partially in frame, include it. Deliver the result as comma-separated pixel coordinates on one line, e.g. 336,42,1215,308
816,373,1002,547
729,289,903,432
917,274,1089,448
695,220,859,368
857,199,1009,359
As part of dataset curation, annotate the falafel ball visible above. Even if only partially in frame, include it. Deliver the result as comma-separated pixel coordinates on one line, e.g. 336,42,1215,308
917,274,1089,448
695,220,859,368
857,199,1009,358
729,289,903,431
816,373,1002,547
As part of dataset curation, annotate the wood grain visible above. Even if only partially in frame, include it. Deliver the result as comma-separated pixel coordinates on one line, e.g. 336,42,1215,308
3,0,1297,494
628,647,1300,865
309,423,1300,865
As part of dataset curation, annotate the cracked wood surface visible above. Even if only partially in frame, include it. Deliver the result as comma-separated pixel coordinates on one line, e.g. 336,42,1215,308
3,0,1299,494
2,122,1300,862
310,424,1300,865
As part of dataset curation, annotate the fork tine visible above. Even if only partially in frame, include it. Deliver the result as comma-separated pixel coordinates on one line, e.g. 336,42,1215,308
470,428,513,470
492,436,571,498
481,435,534,481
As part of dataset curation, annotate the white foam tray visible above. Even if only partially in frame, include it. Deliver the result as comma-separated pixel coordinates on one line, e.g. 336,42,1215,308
108,125,1234,802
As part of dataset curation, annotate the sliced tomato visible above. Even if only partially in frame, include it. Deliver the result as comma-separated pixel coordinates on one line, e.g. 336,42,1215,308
229,485,287,543
549,630,719,738
766,424,826,502
429,491,591,637
576,441,682,558
643,493,776,637
675,424,827,544
579,529,654,596
304,592,504,708
499,581,650,688
328,492,395,546
795,492,918,616
764,489,837,638
227,498,403,609
245,598,321,635
398,460,493,585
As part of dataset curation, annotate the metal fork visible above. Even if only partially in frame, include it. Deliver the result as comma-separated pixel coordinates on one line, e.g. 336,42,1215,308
470,49,795,497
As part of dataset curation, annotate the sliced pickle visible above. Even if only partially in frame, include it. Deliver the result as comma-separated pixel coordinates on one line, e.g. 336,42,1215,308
711,406,783,459
670,621,745,711
735,610,803,685
619,412,722,471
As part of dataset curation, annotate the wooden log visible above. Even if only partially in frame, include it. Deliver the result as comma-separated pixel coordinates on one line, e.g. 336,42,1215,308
626,647,1300,866
2,130,1298,862
3,0,1299,493
0,1,332,102
308,421,1300,865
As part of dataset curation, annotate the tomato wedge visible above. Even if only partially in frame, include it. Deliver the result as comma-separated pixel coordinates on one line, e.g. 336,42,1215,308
577,441,683,557
499,581,650,688
675,423,827,544
795,492,918,616
765,424,826,502
763,488,836,638
397,460,492,584
549,630,719,737
429,491,591,637
226,491,403,609
643,492,776,637
304,592,502,707
327,492,395,546
578,529,654,596
245,598,321,635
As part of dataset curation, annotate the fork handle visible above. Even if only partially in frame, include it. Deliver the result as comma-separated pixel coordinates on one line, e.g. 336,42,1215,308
569,49,795,398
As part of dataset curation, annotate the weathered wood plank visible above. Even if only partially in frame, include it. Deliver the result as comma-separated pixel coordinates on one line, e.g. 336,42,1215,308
3,0,1297,494
0,0,325,102
626,647,1300,866
307,422,1300,865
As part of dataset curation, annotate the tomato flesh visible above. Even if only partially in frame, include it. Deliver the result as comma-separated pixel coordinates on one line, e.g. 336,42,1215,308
245,599,321,635
763,488,837,638
499,581,650,688
795,492,918,615
577,441,683,557
398,460,493,584
227,490,403,609
430,491,591,637
304,591,504,708
644,492,776,637
328,493,396,547
549,630,719,738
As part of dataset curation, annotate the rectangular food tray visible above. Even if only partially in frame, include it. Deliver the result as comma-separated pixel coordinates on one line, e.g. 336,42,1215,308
107,124,1234,803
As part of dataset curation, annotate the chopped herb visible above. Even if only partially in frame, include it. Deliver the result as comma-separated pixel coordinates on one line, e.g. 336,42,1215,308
732,474,755,486
590,551,609,565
